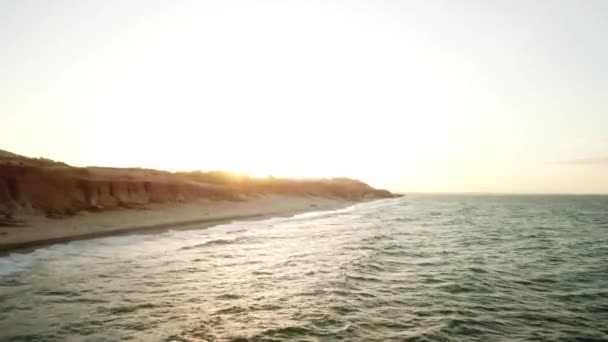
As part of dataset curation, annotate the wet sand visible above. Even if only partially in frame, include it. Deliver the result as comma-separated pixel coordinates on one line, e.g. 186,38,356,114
0,195,355,253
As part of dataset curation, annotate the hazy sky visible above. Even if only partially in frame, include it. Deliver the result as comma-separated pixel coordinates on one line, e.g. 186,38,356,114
2,0,608,193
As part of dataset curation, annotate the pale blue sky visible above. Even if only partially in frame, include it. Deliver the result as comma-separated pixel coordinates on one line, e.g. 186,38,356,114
1,0,607,193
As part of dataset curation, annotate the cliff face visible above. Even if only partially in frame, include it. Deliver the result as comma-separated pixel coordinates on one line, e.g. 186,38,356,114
0,151,399,219
0,165,240,218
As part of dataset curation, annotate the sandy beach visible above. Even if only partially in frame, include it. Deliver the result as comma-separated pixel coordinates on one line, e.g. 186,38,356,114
0,149,397,254
0,194,356,253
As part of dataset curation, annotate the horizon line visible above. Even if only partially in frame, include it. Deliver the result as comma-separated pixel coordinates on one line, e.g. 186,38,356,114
400,191,608,196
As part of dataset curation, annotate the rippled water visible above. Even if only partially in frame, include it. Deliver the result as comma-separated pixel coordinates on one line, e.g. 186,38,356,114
1,195,607,341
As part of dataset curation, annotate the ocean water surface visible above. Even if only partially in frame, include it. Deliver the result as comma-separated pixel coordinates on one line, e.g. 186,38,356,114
0,195,607,341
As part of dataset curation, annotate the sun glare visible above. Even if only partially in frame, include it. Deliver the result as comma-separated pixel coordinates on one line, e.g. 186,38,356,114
3,1,608,193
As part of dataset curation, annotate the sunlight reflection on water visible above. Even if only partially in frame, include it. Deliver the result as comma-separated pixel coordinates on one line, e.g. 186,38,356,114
1,195,607,341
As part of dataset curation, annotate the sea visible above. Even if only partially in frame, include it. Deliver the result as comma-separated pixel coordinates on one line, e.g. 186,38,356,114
0,194,607,341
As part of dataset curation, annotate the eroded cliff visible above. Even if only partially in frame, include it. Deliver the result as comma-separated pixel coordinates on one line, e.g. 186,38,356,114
0,150,399,220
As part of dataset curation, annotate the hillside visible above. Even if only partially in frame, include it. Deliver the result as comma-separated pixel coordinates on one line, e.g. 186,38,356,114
0,149,399,220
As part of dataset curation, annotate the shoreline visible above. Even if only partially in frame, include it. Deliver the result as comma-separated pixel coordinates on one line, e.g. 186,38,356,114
0,195,360,255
